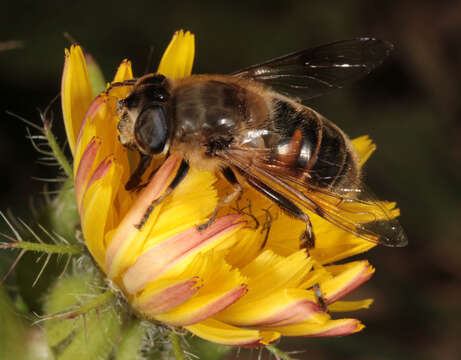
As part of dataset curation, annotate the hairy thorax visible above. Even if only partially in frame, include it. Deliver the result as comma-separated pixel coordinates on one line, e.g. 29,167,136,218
168,75,269,171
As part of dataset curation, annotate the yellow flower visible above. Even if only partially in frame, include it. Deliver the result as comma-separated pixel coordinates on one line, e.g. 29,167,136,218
62,30,399,346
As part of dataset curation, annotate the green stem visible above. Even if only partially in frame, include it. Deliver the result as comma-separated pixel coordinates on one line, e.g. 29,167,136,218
0,241,82,255
44,290,115,320
266,344,293,360
169,331,186,360
44,122,73,179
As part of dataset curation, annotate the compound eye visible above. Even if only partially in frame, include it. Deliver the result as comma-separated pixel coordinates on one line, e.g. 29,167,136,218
134,106,169,154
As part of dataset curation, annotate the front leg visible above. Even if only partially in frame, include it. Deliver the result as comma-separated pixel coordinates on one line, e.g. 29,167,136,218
197,167,242,231
135,159,190,230
126,153,152,191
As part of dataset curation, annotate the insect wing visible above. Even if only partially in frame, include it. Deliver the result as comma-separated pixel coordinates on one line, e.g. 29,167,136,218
299,184,408,247
222,147,407,247
231,38,393,101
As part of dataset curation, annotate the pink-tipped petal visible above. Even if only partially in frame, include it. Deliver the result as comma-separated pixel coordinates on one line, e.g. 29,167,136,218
247,299,322,327
217,288,324,328
61,45,94,155
80,155,114,215
75,95,107,151
324,262,375,304
156,284,248,326
264,318,364,337
135,278,201,315
105,155,180,278
185,318,280,347
302,319,364,337
75,137,101,213
122,214,242,294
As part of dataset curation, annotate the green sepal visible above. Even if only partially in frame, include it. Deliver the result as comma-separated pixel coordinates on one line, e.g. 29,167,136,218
85,52,106,95
44,271,122,359
44,274,93,347
186,336,232,360
41,181,79,244
0,285,28,360
114,320,147,360
58,307,121,360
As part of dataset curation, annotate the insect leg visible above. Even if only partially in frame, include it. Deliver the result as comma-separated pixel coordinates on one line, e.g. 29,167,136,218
104,79,137,94
243,173,316,249
126,154,153,191
260,207,273,249
135,159,190,230
197,167,242,231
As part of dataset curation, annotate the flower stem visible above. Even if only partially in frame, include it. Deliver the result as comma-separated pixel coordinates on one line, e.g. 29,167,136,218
42,289,115,320
44,121,73,179
168,331,186,360
266,344,293,360
0,241,82,255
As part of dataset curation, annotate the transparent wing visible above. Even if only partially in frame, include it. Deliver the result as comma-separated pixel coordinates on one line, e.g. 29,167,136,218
231,38,393,101
221,147,407,247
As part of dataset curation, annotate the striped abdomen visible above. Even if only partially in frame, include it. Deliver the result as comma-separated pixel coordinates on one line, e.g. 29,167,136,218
266,98,360,190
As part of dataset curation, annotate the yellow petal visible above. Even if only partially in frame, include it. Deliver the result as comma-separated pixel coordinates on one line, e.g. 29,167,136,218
320,261,375,304
308,226,376,264
62,45,94,155
328,299,374,312
105,156,181,279
109,59,134,99
141,168,218,251
113,59,133,83
236,250,313,304
122,216,243,295
133,277,200,315
265,318,364,337
185,319,280,346
157,30,195,79
81,159,123,269
152,254,247,326
216,288,325,327
74,97,105,171
352,135,377,167
223,228,264,269
154,284,246,326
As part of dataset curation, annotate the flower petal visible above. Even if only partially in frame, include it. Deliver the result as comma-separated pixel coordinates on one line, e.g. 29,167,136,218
328,299,374,312
155,284,247,326
75,137,101,214
308,229,376,265
265,318,364,337
352,135,376,167
132,278,201,315
62,45,94,155
105,155,181,278
157,30,195,79
141,168,218,251
216,288,324,327
81,158,123,269
122,214,243,294
74,96,107,166
110,59,134,99
185,319,280,346
236,250,313,303
113,59,133,83
320,261,375,304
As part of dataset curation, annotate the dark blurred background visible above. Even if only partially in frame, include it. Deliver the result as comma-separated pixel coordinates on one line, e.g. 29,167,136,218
0,0,460,359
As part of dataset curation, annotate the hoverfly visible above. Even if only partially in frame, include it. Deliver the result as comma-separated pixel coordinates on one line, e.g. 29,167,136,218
110,38,407,248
